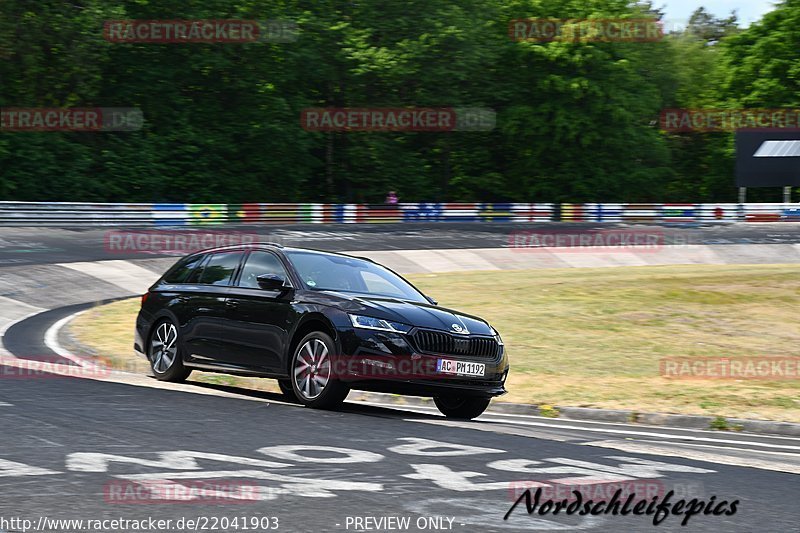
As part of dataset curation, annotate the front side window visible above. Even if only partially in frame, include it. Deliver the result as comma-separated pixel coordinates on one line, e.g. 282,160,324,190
238,251,289,288
198,252,243,286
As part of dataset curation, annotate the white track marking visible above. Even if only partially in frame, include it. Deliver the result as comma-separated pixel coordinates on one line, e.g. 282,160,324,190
582,440,800,474
43,309,95,369
57,260,158,294
360,401,800,446
410,414,800,451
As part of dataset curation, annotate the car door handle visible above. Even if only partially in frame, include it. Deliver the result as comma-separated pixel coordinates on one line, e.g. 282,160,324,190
225,300,239,310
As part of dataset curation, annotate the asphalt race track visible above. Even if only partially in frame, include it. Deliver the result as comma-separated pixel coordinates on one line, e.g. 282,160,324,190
3,222,800,265
0,224,799,533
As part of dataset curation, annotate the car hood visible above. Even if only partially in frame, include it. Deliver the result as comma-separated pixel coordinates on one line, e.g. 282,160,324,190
319,291,493,335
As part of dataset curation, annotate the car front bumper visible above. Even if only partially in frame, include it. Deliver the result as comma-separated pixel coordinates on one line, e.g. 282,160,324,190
335,326,509,398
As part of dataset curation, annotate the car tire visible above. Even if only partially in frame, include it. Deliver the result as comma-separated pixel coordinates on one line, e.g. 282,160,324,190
290,331,349,410
277,379,299,401
433,396,491,420
148,319,191,382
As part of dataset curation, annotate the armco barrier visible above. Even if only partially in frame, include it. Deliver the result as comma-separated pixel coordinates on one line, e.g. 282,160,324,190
0,202,796,226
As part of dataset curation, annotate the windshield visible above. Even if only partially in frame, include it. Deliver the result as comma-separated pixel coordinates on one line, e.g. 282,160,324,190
285,251,427,303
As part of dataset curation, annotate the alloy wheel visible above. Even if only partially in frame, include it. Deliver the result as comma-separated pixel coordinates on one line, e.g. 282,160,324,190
293,338,331,400
150,322,178,374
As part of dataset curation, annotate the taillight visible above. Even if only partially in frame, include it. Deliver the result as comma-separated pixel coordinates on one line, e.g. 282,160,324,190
141,292,150,306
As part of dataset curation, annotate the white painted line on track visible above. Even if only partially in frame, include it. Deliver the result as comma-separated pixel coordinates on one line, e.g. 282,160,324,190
582,439,800,474
411,400,800,441
478,418,800,451
359,401,800,451
477,410,800,442
43,309,95,369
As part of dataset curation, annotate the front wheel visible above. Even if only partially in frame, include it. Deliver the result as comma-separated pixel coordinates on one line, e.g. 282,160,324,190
291,332,349,409
148,319,192,382
434,396,491,420
277,379,299,402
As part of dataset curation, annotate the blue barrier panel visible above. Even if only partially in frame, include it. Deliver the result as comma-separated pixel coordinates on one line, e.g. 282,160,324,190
153,204,187,226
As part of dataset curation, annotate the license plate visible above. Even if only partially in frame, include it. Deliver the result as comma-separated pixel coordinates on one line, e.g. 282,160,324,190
436,359,486,377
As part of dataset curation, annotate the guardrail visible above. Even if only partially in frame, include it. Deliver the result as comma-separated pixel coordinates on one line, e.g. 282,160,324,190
0,202,797,226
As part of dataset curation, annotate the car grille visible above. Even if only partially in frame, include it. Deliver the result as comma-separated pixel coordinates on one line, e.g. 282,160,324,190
413,330,499,359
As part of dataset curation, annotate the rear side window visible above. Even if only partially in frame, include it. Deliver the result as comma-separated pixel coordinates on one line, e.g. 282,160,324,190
162,254,205,284
198,252,243,286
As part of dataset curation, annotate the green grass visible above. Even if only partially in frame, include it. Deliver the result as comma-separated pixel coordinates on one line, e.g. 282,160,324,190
68,264,800,422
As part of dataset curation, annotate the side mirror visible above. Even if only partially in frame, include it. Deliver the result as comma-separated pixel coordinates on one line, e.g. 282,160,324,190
425,295,438,306
257,274,288,291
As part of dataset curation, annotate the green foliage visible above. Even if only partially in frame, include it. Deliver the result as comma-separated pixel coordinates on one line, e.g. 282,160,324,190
0,0,795,202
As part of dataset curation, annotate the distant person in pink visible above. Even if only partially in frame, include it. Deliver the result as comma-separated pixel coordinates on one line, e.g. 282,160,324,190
385,191,399,204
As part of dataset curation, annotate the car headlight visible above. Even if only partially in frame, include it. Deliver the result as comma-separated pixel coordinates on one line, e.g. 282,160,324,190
349,314,413,333
489,326,504,346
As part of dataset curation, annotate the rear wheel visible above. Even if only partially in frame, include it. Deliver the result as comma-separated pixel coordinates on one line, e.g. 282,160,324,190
291,331,349,409
434,396,491,420
148,319,191,382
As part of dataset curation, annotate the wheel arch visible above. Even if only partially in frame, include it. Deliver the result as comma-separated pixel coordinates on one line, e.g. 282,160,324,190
286,312,339,373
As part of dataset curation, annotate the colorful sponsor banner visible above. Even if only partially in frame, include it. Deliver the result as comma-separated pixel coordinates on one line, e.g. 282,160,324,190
698,204,738,222
744,203,784,222
360,204,403,223
661,204,697,223
152,204,187,226
479,203,515,222
783,207,800,220
21,202,794,226
623,204,659,223
261,203,301,223
560,204,585,222
441,203,479,222
228,203,263,223
188,204,227,225
401,203,443,222
328,204,360,223
510,203,553,222
585,203,623,223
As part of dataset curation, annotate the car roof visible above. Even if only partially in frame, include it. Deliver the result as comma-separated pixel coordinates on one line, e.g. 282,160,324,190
190,243,375,263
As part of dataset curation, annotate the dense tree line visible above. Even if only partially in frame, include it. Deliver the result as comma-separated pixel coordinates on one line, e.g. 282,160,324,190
0,0,796,203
